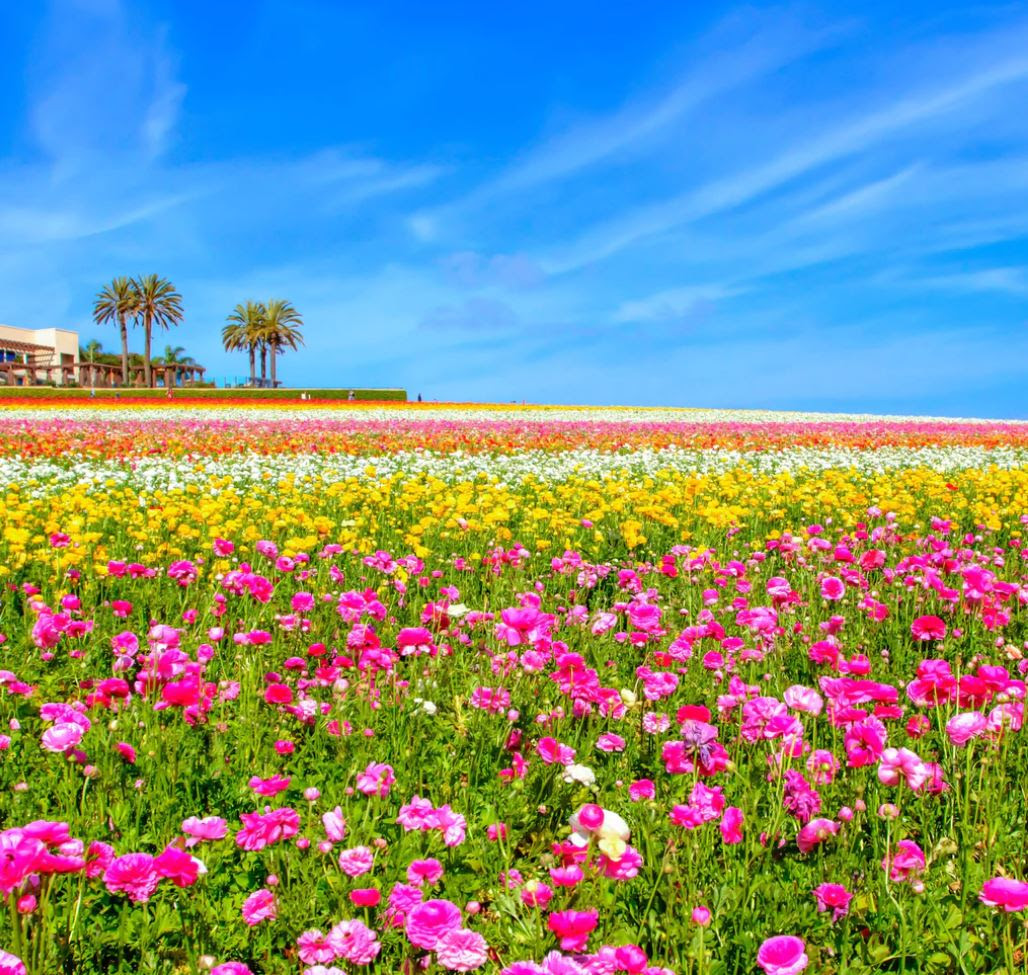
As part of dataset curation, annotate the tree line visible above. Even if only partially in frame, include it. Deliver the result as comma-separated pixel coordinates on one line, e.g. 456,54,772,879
92,276,305,388
221,300,304,389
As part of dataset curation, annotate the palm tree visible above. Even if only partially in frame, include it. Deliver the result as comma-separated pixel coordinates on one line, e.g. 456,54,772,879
153,345,196,386
261,299,304,388
132,274,184,387
223,302,265,387
92,277,139,385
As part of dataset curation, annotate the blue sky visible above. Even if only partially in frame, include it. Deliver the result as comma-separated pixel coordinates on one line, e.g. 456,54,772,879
2,0,1028,414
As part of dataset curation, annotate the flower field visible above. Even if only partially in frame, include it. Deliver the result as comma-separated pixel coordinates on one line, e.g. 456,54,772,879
1,402,1028,975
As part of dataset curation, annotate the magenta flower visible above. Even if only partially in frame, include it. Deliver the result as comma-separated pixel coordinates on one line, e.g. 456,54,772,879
405,898,462,950
435,928,489,971
103,853,159,903
546,908,598,951
756,935,809,975
813,883,853,921
241,888,276,925
980,877,1028,911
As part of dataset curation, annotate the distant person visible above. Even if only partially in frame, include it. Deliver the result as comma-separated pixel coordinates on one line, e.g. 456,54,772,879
348,390,355,401
417,393,422,403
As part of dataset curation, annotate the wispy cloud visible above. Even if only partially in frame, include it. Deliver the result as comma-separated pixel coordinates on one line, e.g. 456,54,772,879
543,43,1028,272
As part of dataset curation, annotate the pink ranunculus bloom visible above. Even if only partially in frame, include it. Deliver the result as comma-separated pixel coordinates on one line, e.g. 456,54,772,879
883,839,926,883
546,908,598,951
210,965,252,975
629,779,655,802
813,883,852,921
242,888,277,925
435,927,489,972
945,711,988,746
181,816,227,847
520,880,553,908
296,929,336,965
327,918,381,965
322,806,346,843
0,950,26,975
407,858,444,886
980,877,1028,911
796,817,839,853
355,761,396,798
405,898,463,949
249,774,291,797
756,935,809,975
911,615,946,641
338,846,374,878
536,737,576,766
820,577,845,601
103,853,160,903
41,723,84,754
877,748,929,790
720,806,744,844
350,887,381,908
596,733,626,753
154,845,200,888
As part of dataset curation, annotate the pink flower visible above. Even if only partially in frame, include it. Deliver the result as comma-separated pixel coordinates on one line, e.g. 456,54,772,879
883,840,926,883
946,711,988,746
911,615,946,641
980,877,1028,911
355,762,396,798
385,882,423,928
235,807,300,851
297,930,336,965
756,935,808,975
350,887,381,907
520,880,553,908
41,723,83,753
338,846,374,878
210,965,252,975
154,845,199,888
327,918,381,965
813,883,852,921
407,858,444,886
536,737,575,766
249,774,291,797
435,928,489,971
596,733,626,753
322,806,346,843
103,853,159,903
820,577,845,601
796,818,839,853
691,906,711,926
181,816,227,846
546,909,598,951
629,779,655,802
720,806,744,844
0,952,26,975
877,748,929,790
405,898,463,950
242,888,277,925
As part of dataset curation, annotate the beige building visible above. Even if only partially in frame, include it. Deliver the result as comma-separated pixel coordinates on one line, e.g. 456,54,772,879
0,324,80,386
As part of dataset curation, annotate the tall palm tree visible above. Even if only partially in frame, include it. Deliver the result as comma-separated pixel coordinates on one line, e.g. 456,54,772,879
133,274,184,387
92,277,139,385
261,299,304,389
223,301,265,386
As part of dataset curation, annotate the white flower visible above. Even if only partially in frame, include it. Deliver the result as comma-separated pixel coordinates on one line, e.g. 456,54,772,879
561,764,596,787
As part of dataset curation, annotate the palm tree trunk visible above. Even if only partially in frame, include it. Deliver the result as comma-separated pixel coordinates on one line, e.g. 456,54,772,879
270,345,278,389
119,316,130,386
259,346,267,386
249,347,256,386
144,315,152,387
